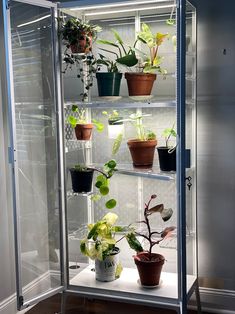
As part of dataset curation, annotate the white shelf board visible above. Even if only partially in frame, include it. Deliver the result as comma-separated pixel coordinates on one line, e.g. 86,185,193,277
69,266,196,305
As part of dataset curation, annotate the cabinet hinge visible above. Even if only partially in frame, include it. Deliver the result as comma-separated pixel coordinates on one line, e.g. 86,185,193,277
18,295,24,307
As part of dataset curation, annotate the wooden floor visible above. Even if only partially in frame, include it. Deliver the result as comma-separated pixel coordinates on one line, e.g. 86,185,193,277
25,294,202,314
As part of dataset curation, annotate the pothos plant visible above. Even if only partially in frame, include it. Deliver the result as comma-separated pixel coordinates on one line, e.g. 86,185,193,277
59,17,102,101
80,212,124,278
126,194,176,258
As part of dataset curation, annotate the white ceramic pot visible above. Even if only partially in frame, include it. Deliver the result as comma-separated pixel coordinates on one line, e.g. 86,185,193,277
95,247,120,282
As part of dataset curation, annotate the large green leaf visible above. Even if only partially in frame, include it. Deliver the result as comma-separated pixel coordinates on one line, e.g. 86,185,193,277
116,53,138,67
97,39,119,48
126,233,143,253
111,29,123,45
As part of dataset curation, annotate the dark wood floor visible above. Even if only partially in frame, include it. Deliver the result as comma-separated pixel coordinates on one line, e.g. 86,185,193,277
25,294,203,314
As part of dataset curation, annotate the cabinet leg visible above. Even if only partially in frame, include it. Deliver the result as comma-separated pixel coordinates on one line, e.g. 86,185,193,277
195,282,202,314
55,291,67,314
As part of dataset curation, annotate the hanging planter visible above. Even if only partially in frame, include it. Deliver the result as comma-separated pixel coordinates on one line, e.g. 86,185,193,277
125,73,156,96
95,247,120,282
96,72,123,96
70,167,94,193
127,139,157,167
70,32,93,54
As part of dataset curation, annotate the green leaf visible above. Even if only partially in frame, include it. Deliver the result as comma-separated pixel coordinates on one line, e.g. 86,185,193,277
115,262,123,278
71,104,78,112
100,185,109,195
92,119,104,132
87,222,100,239
112,133,123,155
111,29,123,45
105,199,117,209
126,233,143,253
97,39,119,48
107,159,117,169
95,181,103,188
67,116,77,128
116,53,138,67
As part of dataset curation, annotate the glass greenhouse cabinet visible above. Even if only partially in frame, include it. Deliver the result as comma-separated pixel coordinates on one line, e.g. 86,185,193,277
1,0,200,313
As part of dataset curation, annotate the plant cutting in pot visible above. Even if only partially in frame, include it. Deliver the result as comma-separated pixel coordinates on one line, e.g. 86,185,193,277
70,159,117,194
125,194,175,287
124,112,157,167
157,124,177,171
124,23,168,96
102,110,124,140
59,17,101,101
80,212,125,282
67,104,104,140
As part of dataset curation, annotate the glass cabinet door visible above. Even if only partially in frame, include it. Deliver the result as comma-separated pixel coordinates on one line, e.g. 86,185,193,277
3,0,65,310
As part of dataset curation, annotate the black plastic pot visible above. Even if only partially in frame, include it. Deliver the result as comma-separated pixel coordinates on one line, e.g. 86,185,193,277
96,72,122,96
157,147,176,171
70,168,94,193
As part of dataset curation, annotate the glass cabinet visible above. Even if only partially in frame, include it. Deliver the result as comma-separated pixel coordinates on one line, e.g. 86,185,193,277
1,0,200,313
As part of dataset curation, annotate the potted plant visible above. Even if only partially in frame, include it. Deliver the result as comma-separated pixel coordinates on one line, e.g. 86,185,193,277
102,110,124,139
59,17,102,54
96,54,123,97
67,105,104,140
124,23,168,96
59,18,101,102
96,25,167,96
157,124,177,171
96,29,139,96
125,113,157,167
80,212,124,282
70,159,117,194
126,194,175,287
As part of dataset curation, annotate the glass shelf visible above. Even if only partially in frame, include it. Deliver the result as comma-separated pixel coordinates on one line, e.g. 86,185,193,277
92,163,175,181
64,96,176,109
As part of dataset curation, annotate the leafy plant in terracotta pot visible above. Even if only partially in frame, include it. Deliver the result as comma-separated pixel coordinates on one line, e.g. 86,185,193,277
126,194,175,287
125,113,157,167
67,105,104,140
80,212,124,282
124,23,168,96
102,110,124,140
157,124,177,171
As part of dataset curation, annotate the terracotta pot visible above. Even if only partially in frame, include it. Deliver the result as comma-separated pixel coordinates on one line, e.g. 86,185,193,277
134,252,165,286
125,72,156,96
127,139,157,167
75,124,93,140
70,33,92,54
